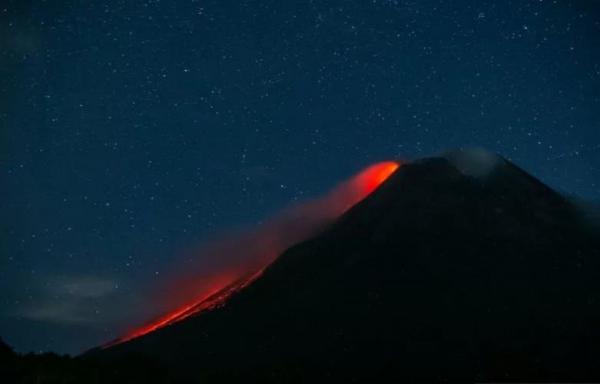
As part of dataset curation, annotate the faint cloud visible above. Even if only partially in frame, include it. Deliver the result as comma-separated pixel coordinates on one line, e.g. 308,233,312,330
14,275,119,325
445,147,504,178
19,301,95,325
53,276,117,299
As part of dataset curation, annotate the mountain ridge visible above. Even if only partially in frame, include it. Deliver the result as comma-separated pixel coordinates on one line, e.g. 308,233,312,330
87,151,600,382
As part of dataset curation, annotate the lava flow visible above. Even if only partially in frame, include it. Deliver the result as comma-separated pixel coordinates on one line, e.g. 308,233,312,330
104,269,265,347
104,161,400,348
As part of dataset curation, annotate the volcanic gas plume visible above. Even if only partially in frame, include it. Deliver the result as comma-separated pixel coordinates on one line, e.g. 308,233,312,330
105,161,400,347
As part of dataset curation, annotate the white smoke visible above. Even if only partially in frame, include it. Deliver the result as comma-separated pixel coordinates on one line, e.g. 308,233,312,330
444,147,504,178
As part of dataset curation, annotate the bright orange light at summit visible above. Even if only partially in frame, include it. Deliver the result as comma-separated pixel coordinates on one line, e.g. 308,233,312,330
354,161,400,195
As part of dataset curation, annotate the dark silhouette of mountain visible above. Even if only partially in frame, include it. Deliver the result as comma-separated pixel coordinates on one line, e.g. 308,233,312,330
0,338,15,359
0,338,169,384
7,150,600,382
578,199,600,229
85,150,600,382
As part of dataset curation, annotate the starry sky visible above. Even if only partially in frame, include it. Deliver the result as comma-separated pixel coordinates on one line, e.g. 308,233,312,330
1,0,599,355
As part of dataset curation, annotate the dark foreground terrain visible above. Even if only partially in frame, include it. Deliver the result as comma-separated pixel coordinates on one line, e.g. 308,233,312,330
4,151,600,383
0,337,169,384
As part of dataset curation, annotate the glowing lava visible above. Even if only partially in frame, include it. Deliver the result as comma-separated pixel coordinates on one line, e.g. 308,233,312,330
104,269,265,347
352,161,400,198
104,161,400,348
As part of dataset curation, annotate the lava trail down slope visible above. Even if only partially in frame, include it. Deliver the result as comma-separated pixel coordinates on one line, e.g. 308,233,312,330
90,150,600,382
104,161,400,347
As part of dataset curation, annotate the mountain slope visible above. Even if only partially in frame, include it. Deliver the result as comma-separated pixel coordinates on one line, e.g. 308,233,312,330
91,151,600,382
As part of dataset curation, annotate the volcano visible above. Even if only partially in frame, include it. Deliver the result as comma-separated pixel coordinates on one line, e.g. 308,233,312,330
88,150,600,382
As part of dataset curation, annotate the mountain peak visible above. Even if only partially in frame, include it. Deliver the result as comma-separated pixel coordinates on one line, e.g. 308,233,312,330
89,153,600,382
443,147,505,178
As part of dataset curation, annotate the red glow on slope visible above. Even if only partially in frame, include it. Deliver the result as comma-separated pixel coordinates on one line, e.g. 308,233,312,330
104,161,400,348
353,161,400,196
105,269,265,347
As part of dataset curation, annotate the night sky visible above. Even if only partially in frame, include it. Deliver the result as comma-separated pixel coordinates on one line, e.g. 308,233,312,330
1,0,599,355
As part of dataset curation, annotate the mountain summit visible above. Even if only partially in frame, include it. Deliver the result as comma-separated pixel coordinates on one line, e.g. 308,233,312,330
90,150,600,382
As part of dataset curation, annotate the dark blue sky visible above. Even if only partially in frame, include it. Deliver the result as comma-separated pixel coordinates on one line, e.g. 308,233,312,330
1,0,599,354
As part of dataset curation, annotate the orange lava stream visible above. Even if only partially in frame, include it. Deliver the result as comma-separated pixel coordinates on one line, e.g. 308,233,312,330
103,268,265,347
354,161,399,196
104,161,399,348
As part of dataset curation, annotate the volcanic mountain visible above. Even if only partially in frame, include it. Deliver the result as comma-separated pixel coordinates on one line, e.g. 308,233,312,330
88,150,600,382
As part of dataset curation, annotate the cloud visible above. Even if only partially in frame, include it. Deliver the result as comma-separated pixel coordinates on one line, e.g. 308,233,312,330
19,301,95,325
52,276,117,299
14,275,119,325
